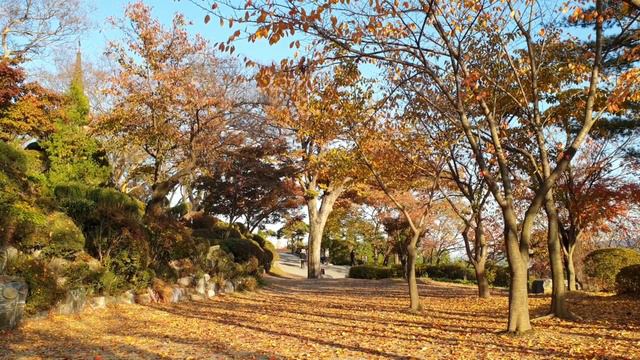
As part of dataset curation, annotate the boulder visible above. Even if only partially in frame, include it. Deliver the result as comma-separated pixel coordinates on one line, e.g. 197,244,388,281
177,276,193,287
0,276,28,330
190,294,205,301
89,296,107,309
171,287,186,303
196,277,207,295
118,290,136,305
206,283,216,298
56,288,87,315
224,280,235,294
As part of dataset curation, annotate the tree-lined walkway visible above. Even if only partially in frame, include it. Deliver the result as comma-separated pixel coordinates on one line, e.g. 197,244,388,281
1,277,639,359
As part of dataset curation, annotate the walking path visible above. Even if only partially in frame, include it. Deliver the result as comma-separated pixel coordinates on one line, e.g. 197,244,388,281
276,252,350,279
1,276,639,359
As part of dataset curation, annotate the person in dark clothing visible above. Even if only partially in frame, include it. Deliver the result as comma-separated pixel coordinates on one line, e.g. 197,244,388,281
350,249,356,266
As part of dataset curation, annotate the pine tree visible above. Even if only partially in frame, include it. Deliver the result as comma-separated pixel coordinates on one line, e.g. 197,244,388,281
44,46,110,187
66,46,90,125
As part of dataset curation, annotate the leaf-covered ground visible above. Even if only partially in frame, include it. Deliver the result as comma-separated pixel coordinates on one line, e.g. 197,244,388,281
1,277,639,359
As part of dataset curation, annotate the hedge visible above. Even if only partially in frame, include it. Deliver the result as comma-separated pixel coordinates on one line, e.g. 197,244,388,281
348,265,403,279
584,248,640,291
616,264,640,296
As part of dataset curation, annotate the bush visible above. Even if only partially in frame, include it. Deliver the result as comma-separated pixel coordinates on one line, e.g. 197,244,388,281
218,237,266,265
416,263,476,281
349,265,403,279
21,212,85,258
5,254,66,315
616,264,640,296
262,240,278,271
487,263,511,287
584,248,640,291
62,260,103,294
99,270,126,295
45,212,86,258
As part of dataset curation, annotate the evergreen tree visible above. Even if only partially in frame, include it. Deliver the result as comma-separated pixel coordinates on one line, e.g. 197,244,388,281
44,46,110,187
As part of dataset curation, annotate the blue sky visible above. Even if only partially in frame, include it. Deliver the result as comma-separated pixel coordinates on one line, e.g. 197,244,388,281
34,0,295,70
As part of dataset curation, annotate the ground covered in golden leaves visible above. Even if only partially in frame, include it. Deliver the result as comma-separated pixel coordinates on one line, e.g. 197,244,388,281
1,277,639,359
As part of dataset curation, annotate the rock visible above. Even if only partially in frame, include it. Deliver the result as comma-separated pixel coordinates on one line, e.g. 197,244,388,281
531,279,553,294
171,287,186,303
196,277,207,295
204,273,211,283
118,290,135,305
190,294,205,301
206,283,216,298
177,276,193,287
89,296,106,309
5,246,18,260
56,288,87,315
0,276,28,330
224,280,235,294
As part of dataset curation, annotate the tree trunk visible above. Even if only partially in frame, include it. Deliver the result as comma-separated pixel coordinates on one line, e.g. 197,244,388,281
307,220,323,278
475,259,491,298
545,195,570,318
566,243,577,291
505,227,532,333
406,232,421,312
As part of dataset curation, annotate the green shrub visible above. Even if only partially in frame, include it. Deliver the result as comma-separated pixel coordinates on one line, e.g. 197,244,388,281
348,265,403,279
242,256,261,276
5,254,66,315
416,263,476,281
487,263,511,287
63,261,103,293
0,140,28,184
45,212,85,258
20,212,85,258
584,248,640,291
262,240,278,271
219,236,266,265
99,270,126,295
616,264,640,296
105,249,154,290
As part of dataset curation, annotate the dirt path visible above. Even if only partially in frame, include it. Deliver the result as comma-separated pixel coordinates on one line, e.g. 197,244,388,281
1,277,639,359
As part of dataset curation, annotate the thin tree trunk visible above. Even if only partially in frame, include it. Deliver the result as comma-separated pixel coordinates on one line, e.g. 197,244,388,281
545,194,570,318
475,259,491,298
566,243,577,291
407,232,421,312
307,220,323,278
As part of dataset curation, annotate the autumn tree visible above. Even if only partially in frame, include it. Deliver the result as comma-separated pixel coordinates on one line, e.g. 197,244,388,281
0,60,58,141
200,0,635,333
257,63,361,279
101,2,242,218
556,137,640,290
196,140,301,233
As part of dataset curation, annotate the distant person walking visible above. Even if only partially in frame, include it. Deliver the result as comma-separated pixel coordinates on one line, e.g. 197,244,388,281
350,249,356,266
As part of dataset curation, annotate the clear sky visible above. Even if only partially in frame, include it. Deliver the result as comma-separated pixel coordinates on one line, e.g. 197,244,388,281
32,0,295,71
